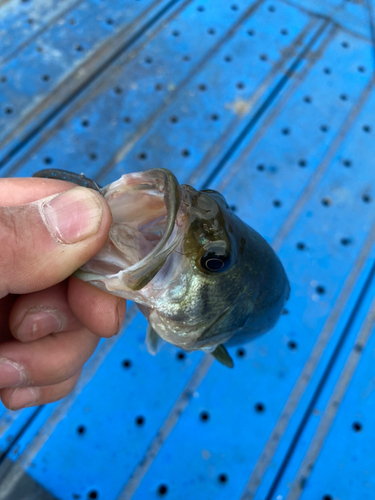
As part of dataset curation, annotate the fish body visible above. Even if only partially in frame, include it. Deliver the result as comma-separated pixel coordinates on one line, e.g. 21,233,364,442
34,168,290,366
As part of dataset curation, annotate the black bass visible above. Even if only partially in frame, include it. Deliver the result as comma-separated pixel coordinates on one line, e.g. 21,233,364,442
34,168,290,367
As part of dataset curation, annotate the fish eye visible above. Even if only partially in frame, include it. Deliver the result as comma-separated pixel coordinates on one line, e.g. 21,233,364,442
200,251,230,272
198,241,231,273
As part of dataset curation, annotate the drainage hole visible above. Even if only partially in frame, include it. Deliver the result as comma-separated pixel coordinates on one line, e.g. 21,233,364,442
340,237,352,246
218,473,228,484
135,416,145,426
362,194,371,203
255,402,265,413
352,422,362,432
200,411,210,422
158,484,168,496
288,340,297,350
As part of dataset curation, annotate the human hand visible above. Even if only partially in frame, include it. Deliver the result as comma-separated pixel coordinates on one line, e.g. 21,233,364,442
0,178,126,410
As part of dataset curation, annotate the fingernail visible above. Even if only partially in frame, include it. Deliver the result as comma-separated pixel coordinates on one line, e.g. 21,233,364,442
9,387,40,410
42,187,103,244
16,309,63,341
0,359,27,389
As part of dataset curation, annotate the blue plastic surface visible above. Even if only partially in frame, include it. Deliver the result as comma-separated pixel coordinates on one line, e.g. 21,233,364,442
1,0,375,499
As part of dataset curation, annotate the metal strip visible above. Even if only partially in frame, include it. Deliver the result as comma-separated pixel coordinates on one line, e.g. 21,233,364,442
240,206,375,500
118,355,214,500
198,18,332,189
286,293,375,500
0,0,183,169
264,260,375,500
272,75,375,253
0,0,86,66
0,458,58,500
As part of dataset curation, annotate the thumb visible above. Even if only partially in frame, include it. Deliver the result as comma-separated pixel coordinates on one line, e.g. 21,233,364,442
0,186,112,297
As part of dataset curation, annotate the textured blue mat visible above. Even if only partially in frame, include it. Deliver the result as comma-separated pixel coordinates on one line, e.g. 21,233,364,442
0,1,375,499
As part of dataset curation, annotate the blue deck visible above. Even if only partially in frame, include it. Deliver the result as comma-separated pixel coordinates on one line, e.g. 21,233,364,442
1,1,375,499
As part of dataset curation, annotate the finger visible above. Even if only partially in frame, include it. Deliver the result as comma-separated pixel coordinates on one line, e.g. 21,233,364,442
0,294,18,340
0,178,74,206
8,281,82,342
1,370,81,410
68,277,126,338
0,327,99,389
0,181,112,297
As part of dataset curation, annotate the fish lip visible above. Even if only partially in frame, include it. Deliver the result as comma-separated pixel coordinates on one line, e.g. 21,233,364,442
146,169,181,262
106,168,183,291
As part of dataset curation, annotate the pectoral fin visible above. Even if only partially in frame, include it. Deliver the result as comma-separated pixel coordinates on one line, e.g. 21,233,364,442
146,324,163,355
211,344,234,368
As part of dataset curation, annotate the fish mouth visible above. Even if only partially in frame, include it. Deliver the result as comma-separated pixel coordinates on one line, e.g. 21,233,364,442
79,168,183,291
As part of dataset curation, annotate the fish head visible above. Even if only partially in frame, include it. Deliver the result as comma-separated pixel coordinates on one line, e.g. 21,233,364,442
76,169,289,353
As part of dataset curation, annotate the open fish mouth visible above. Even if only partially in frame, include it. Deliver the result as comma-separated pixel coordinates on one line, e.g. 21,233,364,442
77,168,183,292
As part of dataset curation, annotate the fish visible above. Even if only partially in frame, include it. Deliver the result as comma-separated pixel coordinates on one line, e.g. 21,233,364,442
34,168,290,368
